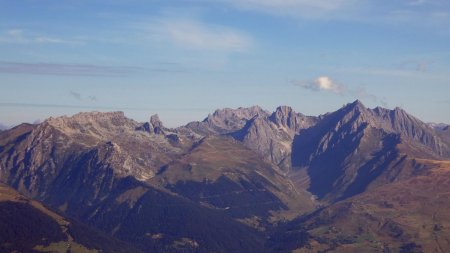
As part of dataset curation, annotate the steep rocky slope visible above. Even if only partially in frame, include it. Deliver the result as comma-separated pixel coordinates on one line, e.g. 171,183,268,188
289,100,450,202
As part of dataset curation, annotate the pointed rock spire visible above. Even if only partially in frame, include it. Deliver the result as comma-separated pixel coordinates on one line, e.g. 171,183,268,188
269,106,295,128
150,114,164,134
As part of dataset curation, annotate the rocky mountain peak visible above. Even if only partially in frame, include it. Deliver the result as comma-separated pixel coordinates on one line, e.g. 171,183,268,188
44,111,132,130
330,101,449,158
149,114,164,134
209,106,268,121
269,106,295,126
343,99,367,113
136,114,166,135
150,114,162,128
184,106,270,135
273,105,294,116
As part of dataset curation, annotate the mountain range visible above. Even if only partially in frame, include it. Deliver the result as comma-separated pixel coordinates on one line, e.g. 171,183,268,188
0,100,449,252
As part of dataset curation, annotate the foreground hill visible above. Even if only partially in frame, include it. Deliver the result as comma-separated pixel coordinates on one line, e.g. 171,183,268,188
0,183,141,253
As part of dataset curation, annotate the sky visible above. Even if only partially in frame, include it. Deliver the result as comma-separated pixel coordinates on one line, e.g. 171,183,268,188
0,0,450,128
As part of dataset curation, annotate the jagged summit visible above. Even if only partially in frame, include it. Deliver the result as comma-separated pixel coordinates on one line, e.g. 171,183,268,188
268,105,315,133
185,105,269,135
206,105,269,124
149,114,164,134
339,99,368,114
46,111,127,124
269,106,295,125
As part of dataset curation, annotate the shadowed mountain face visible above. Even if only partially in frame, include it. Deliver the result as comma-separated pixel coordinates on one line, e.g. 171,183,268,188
289,101,450,202
0,100,449,252
0,183,142,253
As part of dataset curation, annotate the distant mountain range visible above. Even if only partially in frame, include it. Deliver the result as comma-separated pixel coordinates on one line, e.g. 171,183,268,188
0,100,449,252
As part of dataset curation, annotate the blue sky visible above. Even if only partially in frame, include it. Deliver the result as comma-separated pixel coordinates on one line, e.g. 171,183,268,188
1,0,449,127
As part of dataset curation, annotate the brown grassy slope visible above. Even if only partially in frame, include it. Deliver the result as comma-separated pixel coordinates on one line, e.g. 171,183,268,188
294,159,450,253
150,136,316,228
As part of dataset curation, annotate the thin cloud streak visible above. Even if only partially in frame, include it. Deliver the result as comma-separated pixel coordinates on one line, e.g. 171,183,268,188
69,91,97,102
213,0,450,28
0,102,209,112
215,0,359,19
70,91,82,101
141,18,252,52
0,61,182,76
0,29,84,45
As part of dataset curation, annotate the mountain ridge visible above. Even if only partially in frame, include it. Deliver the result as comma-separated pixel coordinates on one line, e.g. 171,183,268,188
1,100,449,252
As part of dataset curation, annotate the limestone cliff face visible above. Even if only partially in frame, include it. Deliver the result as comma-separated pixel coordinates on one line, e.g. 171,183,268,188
185,105,269,135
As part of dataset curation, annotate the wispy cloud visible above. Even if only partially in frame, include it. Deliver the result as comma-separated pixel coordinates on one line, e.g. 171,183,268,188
216,0,358,19
408,0,426,6
0,61,180,76
351,87,388,107
0,102,208,112
294,76,345,94
214,0,450,27
0,29,83,45
142,18,252,52
334,65,450,82
70,91,82,101
69,91,98,102
397,60,433,73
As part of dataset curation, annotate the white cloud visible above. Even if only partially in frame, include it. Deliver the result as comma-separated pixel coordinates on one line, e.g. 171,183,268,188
296,76,344,94
144,19,252,52
293,75,387,105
